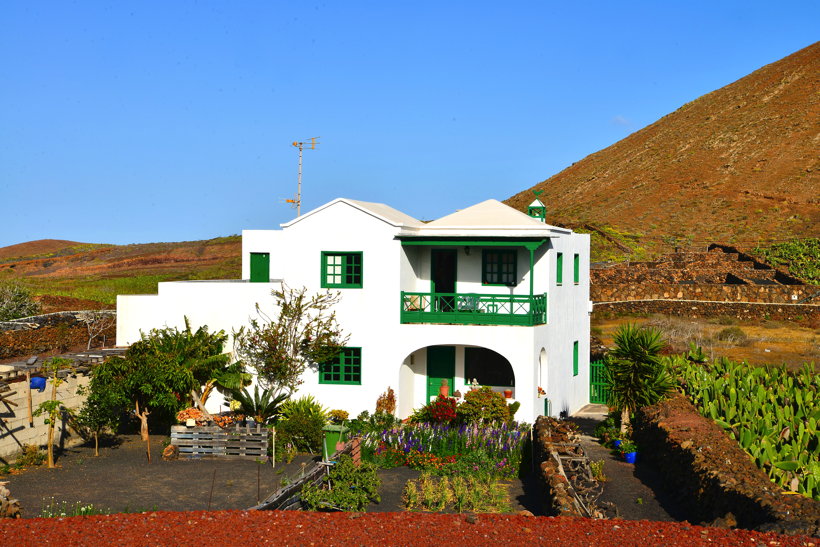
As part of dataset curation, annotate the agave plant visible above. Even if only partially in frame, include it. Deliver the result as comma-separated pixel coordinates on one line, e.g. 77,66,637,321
230,385,289,424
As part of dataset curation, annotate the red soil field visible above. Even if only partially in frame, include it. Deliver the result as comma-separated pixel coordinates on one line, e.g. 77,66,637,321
1,511,816,546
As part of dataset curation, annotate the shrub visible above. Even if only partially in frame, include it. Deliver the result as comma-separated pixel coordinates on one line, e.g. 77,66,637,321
457,387,511,424
276,412,325,454
280,395,328,422
301,454,381,511
375,387,396,415
427,396,458,423
328,409,349,424
715,326,748,345
0,281,40,321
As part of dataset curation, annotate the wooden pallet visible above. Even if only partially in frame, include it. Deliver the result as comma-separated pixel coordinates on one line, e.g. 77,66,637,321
170,424,268,460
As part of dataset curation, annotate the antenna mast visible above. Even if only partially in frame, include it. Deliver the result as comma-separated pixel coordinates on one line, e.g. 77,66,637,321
288,137,320,217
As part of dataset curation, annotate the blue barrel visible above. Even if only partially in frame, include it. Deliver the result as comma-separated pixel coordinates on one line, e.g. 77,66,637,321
30,376,47,392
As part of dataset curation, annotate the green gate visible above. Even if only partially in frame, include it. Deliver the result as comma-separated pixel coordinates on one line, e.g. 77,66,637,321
589,360,609,404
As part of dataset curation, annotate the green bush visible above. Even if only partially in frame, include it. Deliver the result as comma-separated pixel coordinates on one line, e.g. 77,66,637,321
276,412,325,454
301,454,381,511
456,387,511,424
280,395,328,422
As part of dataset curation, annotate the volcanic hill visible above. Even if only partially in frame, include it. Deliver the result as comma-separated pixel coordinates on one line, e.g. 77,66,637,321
506,42,819,249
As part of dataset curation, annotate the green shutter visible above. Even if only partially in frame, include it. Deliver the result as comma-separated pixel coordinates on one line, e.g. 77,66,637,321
250,253,270,283
573,341,579,376
556,252,563,285
573,253,580,284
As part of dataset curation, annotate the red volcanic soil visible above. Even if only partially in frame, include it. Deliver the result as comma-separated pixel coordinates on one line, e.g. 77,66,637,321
1,511,815,546
0,239,86,261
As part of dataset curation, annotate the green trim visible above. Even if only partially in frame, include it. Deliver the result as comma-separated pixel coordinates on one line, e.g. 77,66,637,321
321,251,363,288
573,253,580,284
319,347,362,385
572,341,579,377
527,205,546,222
401,292,547,326
556,252,563,285
399,238,547,252
481,249,517,286
249,252,270,283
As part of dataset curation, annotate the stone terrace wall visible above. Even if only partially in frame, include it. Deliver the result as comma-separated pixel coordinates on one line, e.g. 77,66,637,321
0,373,89,461
592,283,815,304
593,300,819,324
634,394,820,536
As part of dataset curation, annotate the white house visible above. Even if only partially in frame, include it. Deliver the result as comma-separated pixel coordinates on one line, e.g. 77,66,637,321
116,197,591,423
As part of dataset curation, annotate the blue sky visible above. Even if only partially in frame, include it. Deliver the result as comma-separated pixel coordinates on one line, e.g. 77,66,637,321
1,2,817,248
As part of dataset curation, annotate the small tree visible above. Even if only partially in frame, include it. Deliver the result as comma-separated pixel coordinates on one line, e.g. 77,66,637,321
234,285,348,397
74,385,122,456
76,310,116,350
604,323,676,433
89,320,231,462
33,358,73,468
0,281,40,321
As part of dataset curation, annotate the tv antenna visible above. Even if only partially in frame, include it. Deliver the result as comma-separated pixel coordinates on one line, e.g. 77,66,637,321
287,137,320,217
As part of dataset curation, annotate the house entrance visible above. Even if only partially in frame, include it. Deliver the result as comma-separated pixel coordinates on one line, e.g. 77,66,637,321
426,346,455,402
431,249,456,312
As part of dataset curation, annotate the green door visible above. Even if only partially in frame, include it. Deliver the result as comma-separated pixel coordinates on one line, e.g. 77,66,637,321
250,253,270,283
426,346,455,402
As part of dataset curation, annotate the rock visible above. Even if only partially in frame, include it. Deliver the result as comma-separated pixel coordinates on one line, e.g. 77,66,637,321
162,444,179,461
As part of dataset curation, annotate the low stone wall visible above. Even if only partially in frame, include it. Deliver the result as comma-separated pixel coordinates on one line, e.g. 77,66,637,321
0,311,116,360
592,283,815,304
0,373,90,461
593,300,819,324
533,416,602,518
634,394,820,536
0,311,115,333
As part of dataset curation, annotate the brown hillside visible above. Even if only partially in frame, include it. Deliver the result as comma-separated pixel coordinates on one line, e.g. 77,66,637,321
0,239,89,260
507,42,819,246
0,237,241,280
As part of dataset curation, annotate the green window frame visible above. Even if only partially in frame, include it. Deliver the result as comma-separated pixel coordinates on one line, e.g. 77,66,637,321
573,253,580,284
482,249,517,286
321,252,363,288
573,341,579,377
556,252,563,285
319,347,362,385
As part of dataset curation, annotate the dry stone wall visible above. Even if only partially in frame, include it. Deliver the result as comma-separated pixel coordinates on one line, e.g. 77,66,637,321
593,300,818,324
592,283,814,304
634,394,820,536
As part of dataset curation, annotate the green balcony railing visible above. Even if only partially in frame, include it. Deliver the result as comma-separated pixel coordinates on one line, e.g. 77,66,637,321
400,292,547,326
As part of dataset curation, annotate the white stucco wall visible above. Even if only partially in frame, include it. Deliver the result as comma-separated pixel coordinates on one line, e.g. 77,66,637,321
116,199,592,423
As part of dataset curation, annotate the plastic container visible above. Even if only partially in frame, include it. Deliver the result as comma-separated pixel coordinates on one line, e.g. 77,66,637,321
322,424,349,461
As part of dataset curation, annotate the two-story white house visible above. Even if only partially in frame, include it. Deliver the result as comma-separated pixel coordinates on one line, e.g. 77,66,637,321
116,197,591,423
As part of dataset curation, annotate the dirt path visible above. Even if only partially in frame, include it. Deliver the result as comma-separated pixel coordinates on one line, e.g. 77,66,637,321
569,413,693,522
4,434,318,517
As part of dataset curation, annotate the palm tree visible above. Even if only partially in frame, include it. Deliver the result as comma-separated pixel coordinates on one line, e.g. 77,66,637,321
604,323,676,433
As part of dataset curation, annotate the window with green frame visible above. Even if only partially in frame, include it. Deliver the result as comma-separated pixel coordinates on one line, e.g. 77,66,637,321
573,253,580,284
556,252,563,285
319,347,362,385
482,249,517,286
572,341,579,376
321,252,363,288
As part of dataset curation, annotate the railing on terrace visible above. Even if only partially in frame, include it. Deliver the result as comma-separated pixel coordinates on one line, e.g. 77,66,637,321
400,292,547,326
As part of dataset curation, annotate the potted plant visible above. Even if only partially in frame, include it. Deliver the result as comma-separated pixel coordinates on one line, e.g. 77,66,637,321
619,439,638,463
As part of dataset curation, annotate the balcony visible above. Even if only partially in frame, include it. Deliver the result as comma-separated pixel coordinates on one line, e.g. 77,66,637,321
400,292,547,326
